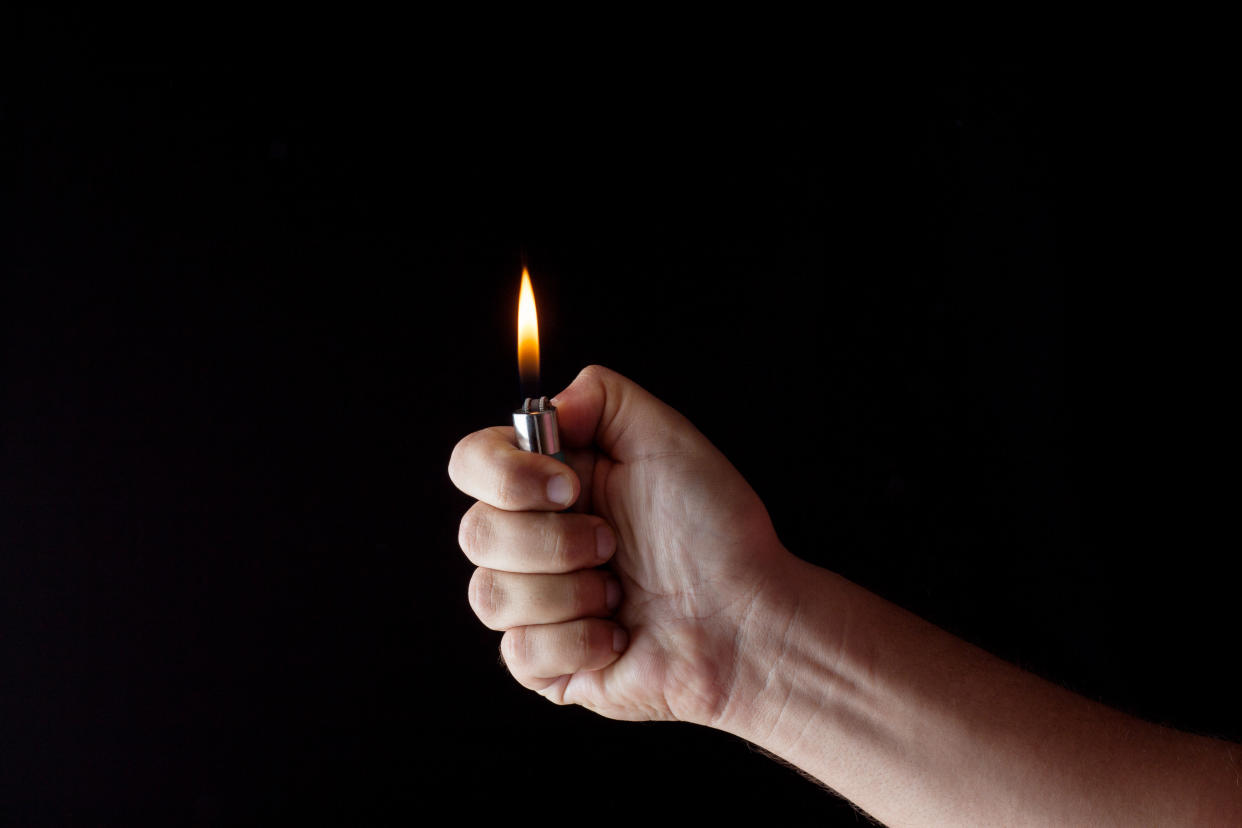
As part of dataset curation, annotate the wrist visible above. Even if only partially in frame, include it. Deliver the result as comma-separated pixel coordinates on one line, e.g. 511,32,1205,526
708,555,850,749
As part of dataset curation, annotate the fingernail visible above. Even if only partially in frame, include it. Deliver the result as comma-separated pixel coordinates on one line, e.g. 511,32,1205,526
605,577,621,612
612,627,629,653
546,474,573,506
595,525,615,562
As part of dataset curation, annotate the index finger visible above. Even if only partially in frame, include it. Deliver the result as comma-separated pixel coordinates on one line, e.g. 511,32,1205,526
448,426,580,511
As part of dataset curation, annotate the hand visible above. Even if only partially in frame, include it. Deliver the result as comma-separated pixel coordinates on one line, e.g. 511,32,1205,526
451,366,1242,825
449,365,798,725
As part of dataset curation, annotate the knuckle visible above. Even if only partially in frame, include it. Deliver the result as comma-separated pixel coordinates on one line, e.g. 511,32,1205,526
485,437,518,504
537,678,571,705
501,628,527,671
579,363,609,382
458,506,490,562
457,512,473,556
447,432,476,483
468,568,504,627
499,631,516,668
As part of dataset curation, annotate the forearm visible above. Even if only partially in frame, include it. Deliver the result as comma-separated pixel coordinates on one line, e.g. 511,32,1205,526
716,557,1242,826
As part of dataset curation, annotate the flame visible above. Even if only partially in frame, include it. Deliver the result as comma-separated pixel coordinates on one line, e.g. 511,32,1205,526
517,267,540,388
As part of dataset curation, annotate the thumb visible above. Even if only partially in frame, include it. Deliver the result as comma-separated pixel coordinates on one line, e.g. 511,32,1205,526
550,365,705,462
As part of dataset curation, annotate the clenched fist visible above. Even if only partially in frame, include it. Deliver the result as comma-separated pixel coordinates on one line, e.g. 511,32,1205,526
449,365,798,726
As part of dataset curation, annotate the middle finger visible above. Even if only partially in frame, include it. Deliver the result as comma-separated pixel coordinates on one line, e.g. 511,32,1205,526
468,568,623,631
459,502,616,574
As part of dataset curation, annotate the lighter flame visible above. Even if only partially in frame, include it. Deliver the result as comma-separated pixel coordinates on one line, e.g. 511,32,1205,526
517,267,540,386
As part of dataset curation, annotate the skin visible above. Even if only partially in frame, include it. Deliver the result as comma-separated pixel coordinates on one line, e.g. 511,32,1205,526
449,365,1241,826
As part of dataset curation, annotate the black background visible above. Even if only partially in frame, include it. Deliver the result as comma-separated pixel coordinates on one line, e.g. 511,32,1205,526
4,17,1238,825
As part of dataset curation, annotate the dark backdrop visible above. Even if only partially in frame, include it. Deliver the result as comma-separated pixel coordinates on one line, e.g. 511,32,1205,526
5,19,1237,824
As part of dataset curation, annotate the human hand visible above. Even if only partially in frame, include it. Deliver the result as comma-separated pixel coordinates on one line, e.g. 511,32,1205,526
449,365,798,726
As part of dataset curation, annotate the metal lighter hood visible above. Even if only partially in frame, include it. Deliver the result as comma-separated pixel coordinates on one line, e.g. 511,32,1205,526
512,396,561,456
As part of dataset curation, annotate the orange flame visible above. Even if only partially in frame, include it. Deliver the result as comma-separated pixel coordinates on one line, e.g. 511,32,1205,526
517,267,540,388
